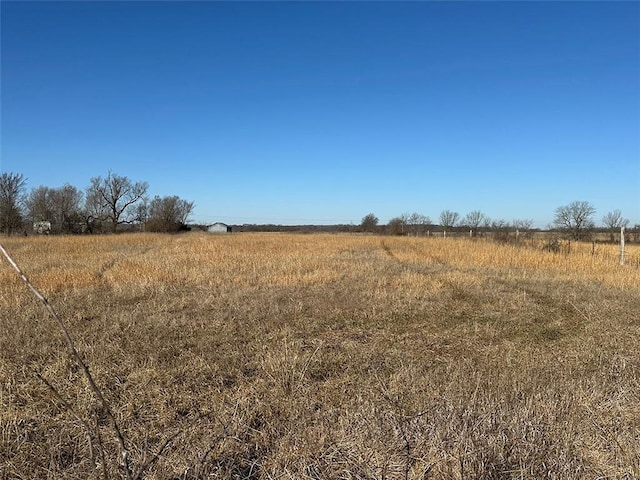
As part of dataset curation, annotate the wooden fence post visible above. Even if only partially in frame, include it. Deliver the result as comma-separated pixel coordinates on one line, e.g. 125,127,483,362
620,226,625,265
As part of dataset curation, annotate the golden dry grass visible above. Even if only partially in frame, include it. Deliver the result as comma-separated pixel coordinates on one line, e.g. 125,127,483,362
1,232,639,479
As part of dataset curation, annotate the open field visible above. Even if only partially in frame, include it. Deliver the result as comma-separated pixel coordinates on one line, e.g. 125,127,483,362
1,232,639,479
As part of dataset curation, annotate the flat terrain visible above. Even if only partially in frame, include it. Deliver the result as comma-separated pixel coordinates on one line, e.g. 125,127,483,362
1,233,639,479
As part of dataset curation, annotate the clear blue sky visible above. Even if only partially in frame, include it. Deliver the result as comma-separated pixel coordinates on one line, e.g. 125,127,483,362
2,1,639,227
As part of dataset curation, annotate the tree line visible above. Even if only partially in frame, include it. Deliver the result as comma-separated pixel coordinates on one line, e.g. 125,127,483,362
360,201,635,242
0,171,195,235
2,171,633,241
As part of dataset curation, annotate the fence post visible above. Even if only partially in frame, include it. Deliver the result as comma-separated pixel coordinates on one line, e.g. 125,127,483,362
620,226,625,265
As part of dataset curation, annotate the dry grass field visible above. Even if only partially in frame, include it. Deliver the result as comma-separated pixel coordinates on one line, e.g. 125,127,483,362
1,232,639,479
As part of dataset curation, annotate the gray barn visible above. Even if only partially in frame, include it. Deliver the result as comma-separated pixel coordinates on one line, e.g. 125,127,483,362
207,222,231,233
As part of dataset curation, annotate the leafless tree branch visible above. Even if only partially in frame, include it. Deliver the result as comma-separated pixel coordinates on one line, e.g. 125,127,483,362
0,242,133,479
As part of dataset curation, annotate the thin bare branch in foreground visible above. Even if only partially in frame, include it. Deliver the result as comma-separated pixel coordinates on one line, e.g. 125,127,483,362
0,242,133,479
34,369,97,472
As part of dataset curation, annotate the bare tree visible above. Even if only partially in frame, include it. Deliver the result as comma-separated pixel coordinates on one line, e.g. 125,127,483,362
133,197,150,226
87,172,148,233
26,184,84,233
462,210,486,236
513,218,534,231
408,212,430,224
602,209,629,242
553,201,596,240
50,184,84,233
26,186,54,223
490,219,511,242
145,195,195,232
513,218,534,242
491,219,511,230
84,185,107,232
361,213,379,233
403,212,431,235
387,216,405,235
388,212,430,236
0,172,27,235
439,210,459,231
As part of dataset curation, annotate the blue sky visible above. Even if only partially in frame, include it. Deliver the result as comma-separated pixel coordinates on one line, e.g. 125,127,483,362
2,1,639,227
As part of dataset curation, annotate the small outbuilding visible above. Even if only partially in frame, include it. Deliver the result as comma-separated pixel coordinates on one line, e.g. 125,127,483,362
207,222,232,233
33,221,52,234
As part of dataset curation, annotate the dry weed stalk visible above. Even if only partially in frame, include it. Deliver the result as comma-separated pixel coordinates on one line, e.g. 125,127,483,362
33,369,98,472
0,242,176,480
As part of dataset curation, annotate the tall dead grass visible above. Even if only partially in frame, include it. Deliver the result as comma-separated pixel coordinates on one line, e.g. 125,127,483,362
1,232,639,479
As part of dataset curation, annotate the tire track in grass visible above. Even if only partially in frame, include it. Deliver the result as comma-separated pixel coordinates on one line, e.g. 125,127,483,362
377,240,593,341
94,239,169,287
